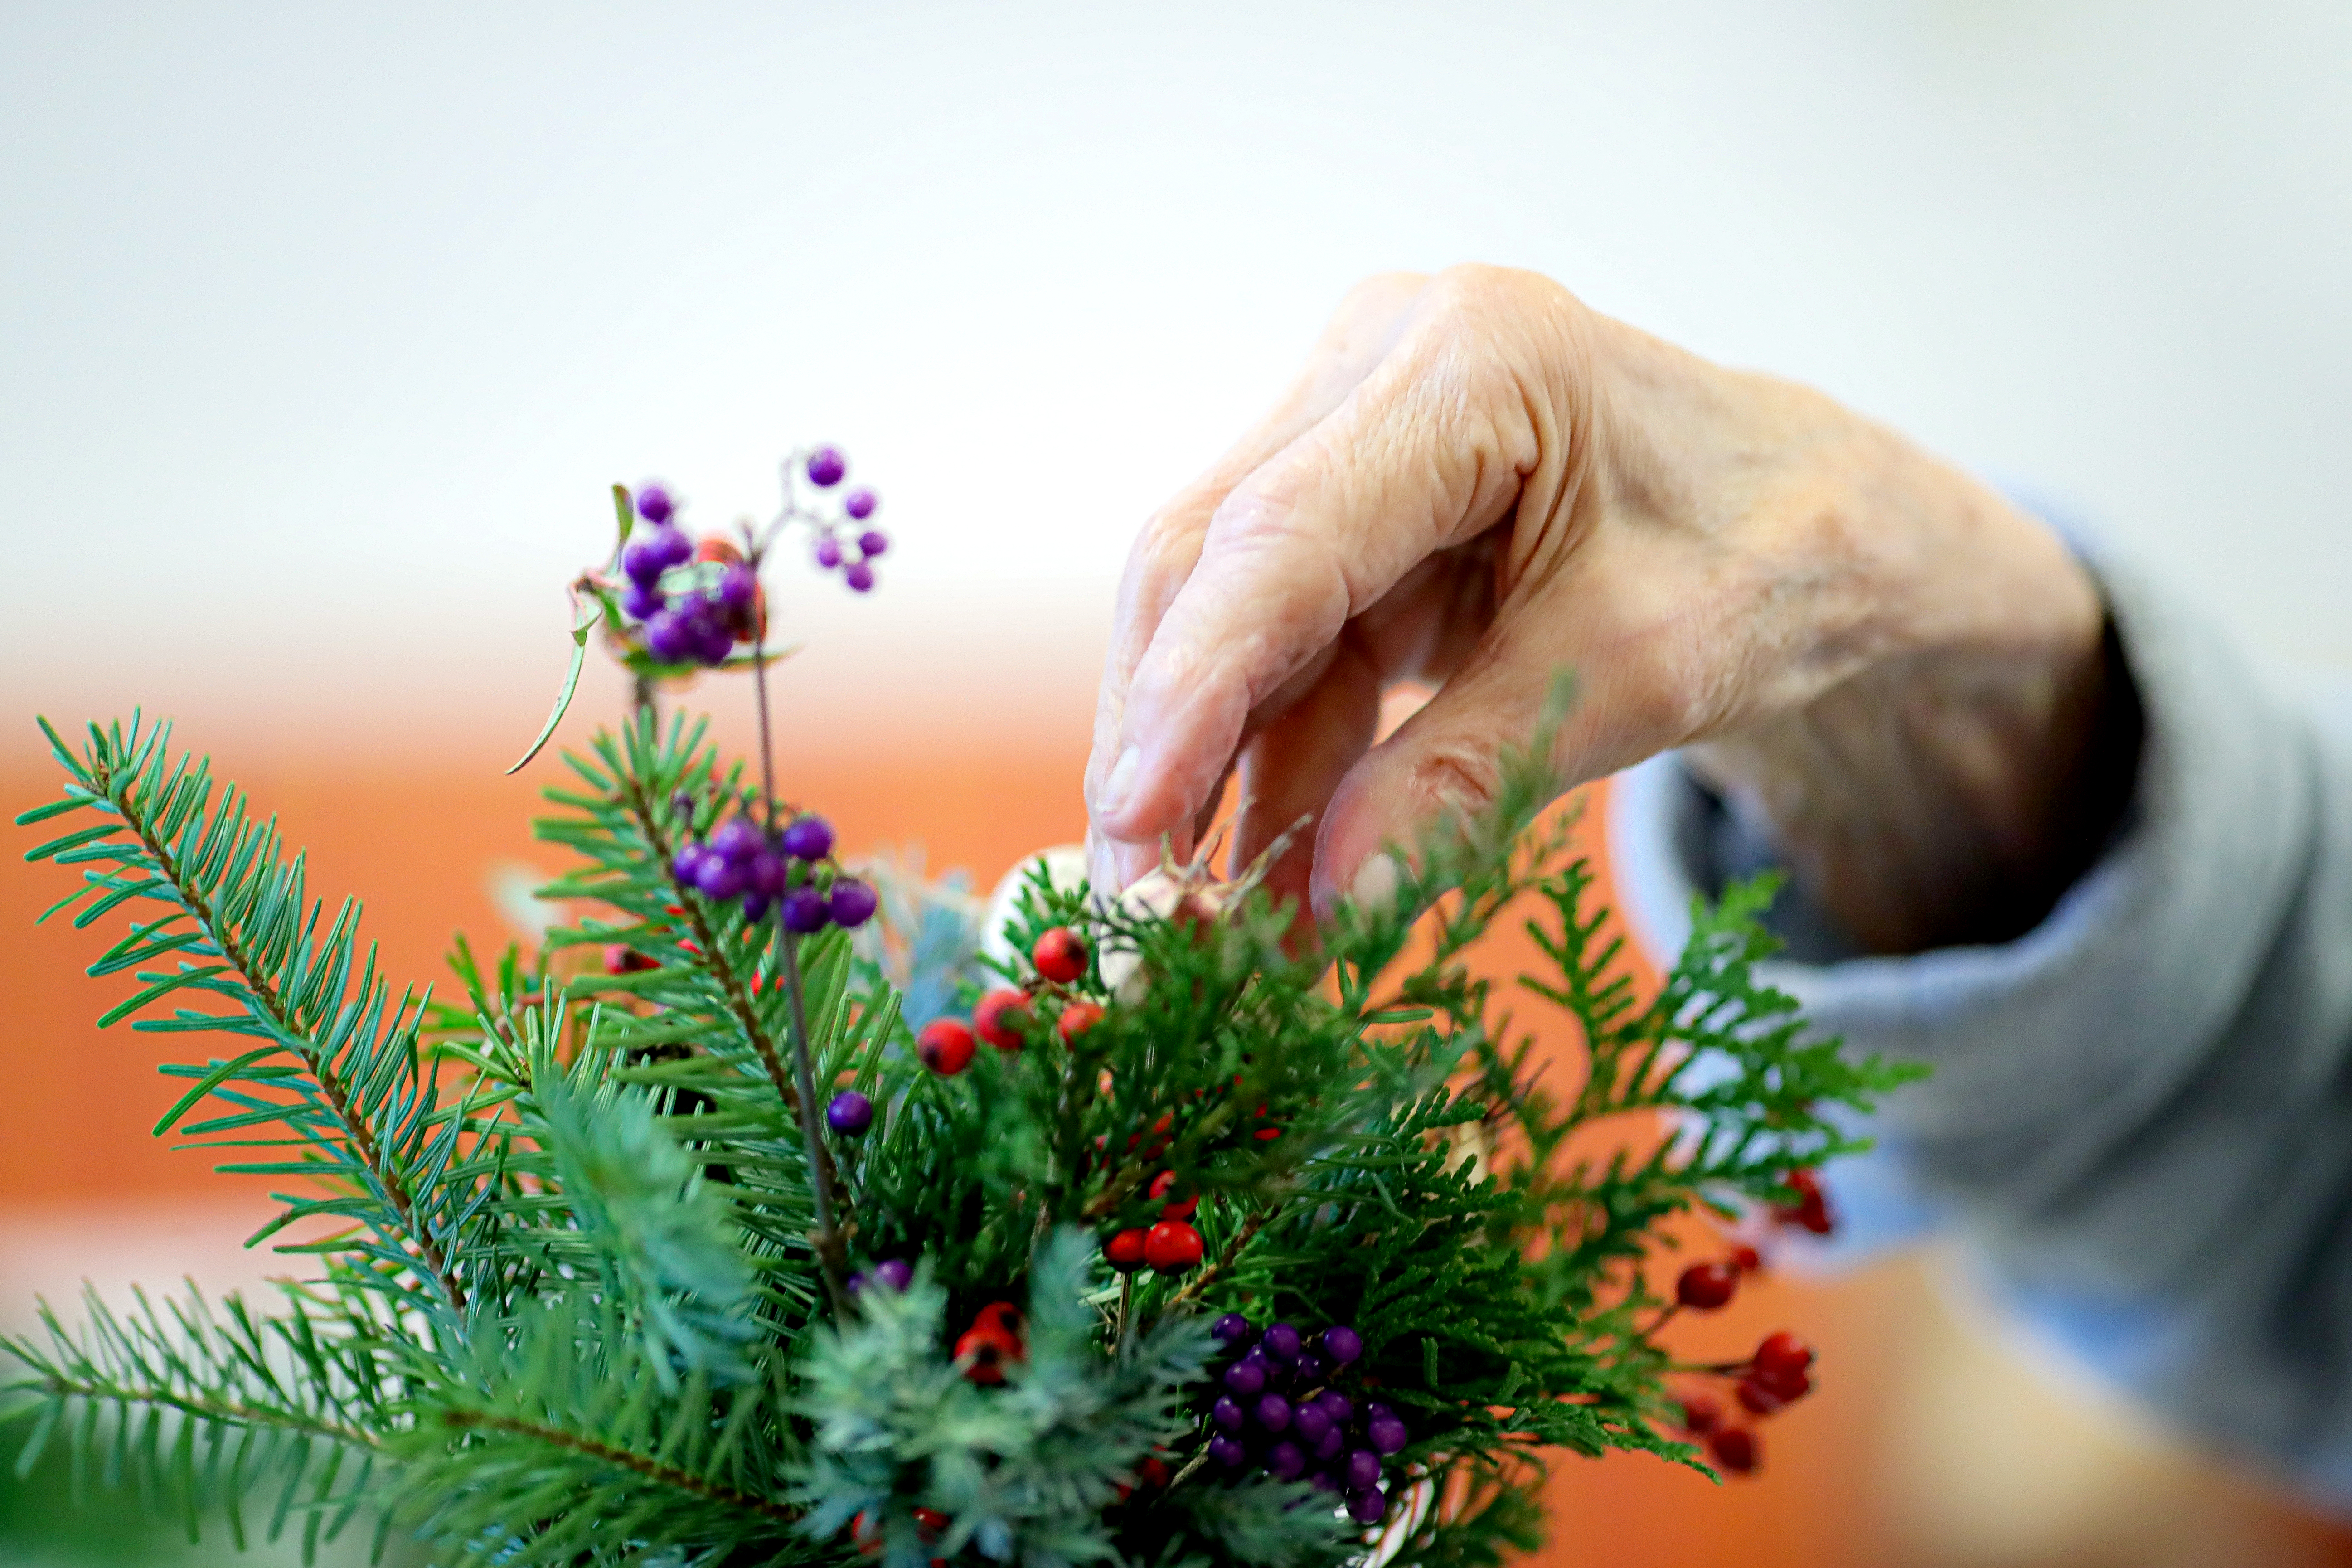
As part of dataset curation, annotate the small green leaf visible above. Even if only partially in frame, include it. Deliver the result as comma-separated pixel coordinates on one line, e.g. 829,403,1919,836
609,482,634,566
507,597,603,776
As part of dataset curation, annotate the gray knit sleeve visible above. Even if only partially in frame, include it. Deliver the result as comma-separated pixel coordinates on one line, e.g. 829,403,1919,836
1608,552,2352,1500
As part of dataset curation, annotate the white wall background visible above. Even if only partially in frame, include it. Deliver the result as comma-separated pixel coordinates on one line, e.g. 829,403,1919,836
4,0,2348,755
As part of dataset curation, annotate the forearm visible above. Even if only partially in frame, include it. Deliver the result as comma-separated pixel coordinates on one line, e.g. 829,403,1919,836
1618,550,2352,1499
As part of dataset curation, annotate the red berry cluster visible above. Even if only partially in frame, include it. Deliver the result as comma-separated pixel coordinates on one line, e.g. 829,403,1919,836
1675,1332,1816,1476
1772,1166,1836,1235
1662,1232,1825,1476
953,1301,1025,1386
913,925,1099,1076
1103,1170,1204,1276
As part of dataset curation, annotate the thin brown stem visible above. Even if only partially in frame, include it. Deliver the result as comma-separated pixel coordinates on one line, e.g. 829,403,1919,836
614,762,801,1117
1164,1204,1278,1312
749,617,851,1316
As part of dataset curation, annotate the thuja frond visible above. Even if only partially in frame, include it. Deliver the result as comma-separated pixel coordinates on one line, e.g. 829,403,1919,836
18,717,487,1317
0,1281,393,1559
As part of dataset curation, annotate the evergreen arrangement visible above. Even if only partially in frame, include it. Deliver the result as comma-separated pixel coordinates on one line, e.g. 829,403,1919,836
3,450,1918,1568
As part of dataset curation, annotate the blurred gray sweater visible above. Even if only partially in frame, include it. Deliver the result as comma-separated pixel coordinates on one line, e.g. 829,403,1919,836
1609,550,2352,1503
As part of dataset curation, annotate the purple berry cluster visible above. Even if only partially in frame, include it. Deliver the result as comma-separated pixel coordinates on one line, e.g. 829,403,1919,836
799,446,889,593
1200,1317,1404,1525
618,485,765,667
670,808,878,930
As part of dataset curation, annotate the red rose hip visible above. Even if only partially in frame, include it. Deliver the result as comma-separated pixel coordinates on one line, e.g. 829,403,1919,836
1032,926,1088,984
974,988,1031,1050
1104,1228,1149,1272
1142,1219,1203,1274
1676,1261,1738,1311
917,1018,976,1076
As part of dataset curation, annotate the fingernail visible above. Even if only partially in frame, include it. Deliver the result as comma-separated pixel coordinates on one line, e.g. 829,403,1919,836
1348,852,1401,915
1095,744,1141,820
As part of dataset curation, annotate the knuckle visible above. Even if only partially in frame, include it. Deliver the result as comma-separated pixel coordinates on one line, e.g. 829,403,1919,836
1407,743,1503,820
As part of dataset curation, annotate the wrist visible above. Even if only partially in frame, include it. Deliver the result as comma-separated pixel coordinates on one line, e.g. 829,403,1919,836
1684,458,2133,954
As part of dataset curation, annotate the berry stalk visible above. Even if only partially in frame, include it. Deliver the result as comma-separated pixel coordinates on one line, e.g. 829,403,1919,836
747,582,854,1317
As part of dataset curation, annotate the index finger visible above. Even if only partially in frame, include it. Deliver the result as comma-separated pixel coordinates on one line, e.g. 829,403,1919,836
1092,274,1555,857
1085,273,1428,885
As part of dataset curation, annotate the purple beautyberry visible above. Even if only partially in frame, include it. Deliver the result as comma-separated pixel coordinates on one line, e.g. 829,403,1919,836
1347,1487,1388,1526
1211,1313,1252,1345
1265,1441,1306,1481
1290,1403,1332,1450
695,854,748,901
844,486,878,520
846,1271,866,1295
815,535,843,569
1254,1393,1291,1433
749,851,788,898
806,446,847,488
710,816,762,864
1294,1351,1327,1384
644,608,694,664
1261,1323,1301,1364
671,844,708,887
636,484,674,524
826,1090,874,1136
1211,1395,1246,1432
781,888,829,934
622,582,665,621
741,890,771,922
1367,1416,1408,1456
693,609,736,665
622,532,672,586
1322,1325,1364,1365
829,879,877,929
1307,1470,1340,1494
1314,1391,1354,1427
1222,1359,1266,1398
858,529,890,558
718,562,758,616
1207,1435,1247,1469
844,561,875,593
1341,1449,1382,1492
1310,1422,1346,1461
871,1258,913,1292
780,815,834,861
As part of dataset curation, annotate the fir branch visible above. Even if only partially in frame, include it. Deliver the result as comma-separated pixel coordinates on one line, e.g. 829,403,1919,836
435,1410,796,1523
605,735,805,1119
22,717,472,1313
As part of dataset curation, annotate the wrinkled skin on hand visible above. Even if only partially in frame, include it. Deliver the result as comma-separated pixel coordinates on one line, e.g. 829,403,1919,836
1087,266,2125,954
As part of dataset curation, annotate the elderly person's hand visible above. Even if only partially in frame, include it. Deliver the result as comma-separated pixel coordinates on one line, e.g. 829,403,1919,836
1086,266,2130,953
